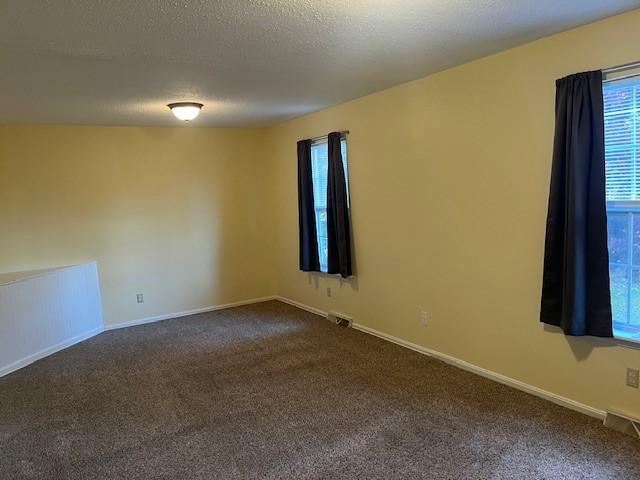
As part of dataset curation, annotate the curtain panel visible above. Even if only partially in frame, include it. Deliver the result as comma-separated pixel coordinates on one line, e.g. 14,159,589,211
326,132,353,278
540,70,613,337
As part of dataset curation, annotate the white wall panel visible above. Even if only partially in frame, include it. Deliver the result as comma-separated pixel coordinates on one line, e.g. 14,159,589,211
0,262,103,377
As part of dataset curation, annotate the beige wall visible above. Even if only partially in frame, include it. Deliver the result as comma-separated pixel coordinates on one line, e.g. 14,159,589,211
0,125,276,325
267,9,640,417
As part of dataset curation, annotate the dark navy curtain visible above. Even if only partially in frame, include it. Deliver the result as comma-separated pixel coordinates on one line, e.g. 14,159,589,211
540,70,613,337
326,132,352,278
297,139,320,272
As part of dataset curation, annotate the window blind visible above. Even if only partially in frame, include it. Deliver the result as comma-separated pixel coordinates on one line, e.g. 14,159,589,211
604,77,640,201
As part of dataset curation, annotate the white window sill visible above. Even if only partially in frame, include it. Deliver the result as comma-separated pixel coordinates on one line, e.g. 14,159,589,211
614,334,640,348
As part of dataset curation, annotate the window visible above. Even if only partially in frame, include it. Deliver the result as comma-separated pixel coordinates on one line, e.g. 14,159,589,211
310,138,349,272
604,74,640,341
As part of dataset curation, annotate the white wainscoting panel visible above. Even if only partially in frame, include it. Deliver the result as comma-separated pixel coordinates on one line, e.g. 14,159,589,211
0,262,104,377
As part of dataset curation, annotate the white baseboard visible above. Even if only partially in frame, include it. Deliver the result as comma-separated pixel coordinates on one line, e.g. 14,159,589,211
103,296,278,331
275,296,605,420
0,326,104,378
1,296,278,378
3,293,605,420
276,296,328,318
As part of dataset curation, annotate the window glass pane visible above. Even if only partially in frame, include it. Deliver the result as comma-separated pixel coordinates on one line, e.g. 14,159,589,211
609,265,629,326
633,213,640,266
617,269,640,341
604,75,640,341
310,138,349,273
311,143,329,272
607,213,628,264
341,139,349,206
631,270,640,328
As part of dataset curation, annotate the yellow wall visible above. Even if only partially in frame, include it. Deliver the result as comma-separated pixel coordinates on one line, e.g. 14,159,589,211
267,9,640,416
0,125,276,325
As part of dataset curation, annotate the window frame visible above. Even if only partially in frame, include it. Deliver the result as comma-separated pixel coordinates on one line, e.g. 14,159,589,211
603,73,640,344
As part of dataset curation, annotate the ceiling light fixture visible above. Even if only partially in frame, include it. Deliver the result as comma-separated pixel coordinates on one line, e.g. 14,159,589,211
167,102,203,121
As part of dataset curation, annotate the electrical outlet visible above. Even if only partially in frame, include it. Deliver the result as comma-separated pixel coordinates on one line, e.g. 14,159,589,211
136,293,144,304
626,368,639,388
420,311,428,326
327,287,332,297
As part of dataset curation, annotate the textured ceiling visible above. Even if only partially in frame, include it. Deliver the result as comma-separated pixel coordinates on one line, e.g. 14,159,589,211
1,0,638,127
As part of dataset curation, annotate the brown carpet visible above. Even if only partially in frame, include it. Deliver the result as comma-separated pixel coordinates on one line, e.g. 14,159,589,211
1,300,638,479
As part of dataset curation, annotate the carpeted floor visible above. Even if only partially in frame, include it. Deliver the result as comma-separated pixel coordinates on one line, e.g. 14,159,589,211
1,301,638,479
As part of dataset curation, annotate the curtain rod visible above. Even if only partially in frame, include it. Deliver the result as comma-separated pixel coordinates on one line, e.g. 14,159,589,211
309,130,349,142
602,61,640,84
603,72,640,84
602,60,640,75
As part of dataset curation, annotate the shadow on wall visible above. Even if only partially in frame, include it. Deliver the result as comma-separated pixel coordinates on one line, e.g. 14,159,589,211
306,271,360,295
542,324,640,362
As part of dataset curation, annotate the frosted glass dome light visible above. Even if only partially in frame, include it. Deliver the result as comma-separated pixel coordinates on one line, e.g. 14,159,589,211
168,102,203,121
